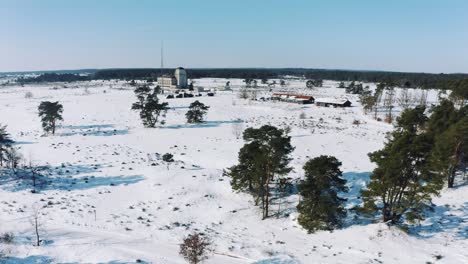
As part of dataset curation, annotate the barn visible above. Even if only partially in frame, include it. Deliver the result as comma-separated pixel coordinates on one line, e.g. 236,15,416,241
271,93,315,104
315,98,352,107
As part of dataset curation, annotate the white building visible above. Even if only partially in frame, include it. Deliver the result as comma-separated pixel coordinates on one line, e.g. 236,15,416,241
157,67,188,89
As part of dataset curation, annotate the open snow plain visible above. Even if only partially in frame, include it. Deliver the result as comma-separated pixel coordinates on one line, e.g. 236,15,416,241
0,79,466,263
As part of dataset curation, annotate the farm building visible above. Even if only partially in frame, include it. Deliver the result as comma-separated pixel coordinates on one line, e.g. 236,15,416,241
271,93,315,104
315,98,352,107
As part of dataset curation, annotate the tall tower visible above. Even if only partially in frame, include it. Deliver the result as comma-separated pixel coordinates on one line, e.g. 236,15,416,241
174,67,187,88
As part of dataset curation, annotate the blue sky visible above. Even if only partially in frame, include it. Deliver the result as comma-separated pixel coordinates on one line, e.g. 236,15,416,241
1,0,467,73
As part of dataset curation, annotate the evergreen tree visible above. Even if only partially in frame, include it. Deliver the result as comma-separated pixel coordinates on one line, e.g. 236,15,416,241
338,81,345,88
0,124,14,167
224,125,294,219
38,101,63,134
131,85,169,127
297,156,348,233
360,106,443,223
359,86,375,114
449,79,468,106
186,100,209,123
426,99,459,137
431,117,468,188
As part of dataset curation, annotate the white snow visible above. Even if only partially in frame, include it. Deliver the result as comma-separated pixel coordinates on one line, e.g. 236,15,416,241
0,79,466,263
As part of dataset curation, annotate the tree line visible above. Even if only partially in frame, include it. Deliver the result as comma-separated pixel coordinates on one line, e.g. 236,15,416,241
15,68,468,90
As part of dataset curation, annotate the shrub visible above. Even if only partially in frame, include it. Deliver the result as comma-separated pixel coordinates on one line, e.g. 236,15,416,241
162,153,174,162
24,91,34,98
179,232,212,264
0,232,14,244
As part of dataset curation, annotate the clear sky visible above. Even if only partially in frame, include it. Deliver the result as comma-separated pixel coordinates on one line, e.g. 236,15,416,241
1,0,467,73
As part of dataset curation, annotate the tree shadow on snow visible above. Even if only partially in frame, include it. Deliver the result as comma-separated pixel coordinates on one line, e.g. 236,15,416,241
2,256,54,264
0,164,144,192
12,141,37,145
409,202,467,240
163,120,243,129
58,124,128,137
341,171,374,227
339,172,467,239
103,261,150,264
252,257,301,264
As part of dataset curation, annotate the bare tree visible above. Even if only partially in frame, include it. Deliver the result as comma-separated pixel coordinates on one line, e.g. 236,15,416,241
238,88,249,99
397,89,412,110
373,84,385,120
249,89,258,100
231,119,244,139
30,205,44,246
418,90,428,107
5,147,23,174
179,232,212,264
383,87,395,123
26,158,50,193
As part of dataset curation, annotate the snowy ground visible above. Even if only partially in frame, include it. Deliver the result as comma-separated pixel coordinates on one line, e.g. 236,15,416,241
0,79,466,263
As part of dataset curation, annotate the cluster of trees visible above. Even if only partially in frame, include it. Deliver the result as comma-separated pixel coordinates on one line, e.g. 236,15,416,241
225,98,466,231
341,81,367,94
224,125,349,233
360,102,467,223
306,79,323,88
131,85,210,127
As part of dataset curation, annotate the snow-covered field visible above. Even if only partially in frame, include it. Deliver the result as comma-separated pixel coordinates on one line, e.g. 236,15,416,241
0,79,466,263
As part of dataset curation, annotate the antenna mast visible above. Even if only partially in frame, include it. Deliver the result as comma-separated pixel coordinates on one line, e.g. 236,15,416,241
160,41,164,77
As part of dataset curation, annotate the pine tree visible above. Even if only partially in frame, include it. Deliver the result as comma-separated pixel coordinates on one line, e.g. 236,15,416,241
297,156,348,232
186,100,209,123
359,86,375,114
224,125,294,219
431,117,468,188
426,99,459,137
0,125,14,167
360,106,443,224
449,79,468,106
131,85,169,127
38,101,63,134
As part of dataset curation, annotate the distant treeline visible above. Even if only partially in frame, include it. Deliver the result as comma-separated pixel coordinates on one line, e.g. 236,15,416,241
16,68,468,90
17,73,89,83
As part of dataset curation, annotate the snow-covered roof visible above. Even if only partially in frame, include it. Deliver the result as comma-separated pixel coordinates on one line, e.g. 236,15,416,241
315,98,351,104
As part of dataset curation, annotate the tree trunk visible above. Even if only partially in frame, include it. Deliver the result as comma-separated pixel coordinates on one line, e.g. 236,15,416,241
35,217,40,246
448,142,462,188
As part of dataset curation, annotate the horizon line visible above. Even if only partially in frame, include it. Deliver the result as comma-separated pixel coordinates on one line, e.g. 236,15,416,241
2,67,468,76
